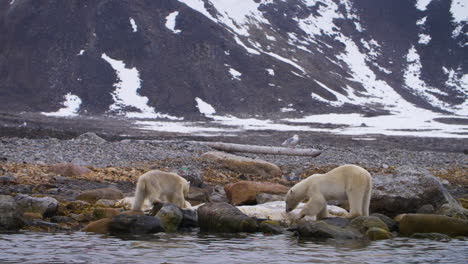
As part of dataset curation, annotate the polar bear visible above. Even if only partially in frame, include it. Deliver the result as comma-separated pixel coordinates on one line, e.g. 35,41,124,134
285,164,372,219
132,170,191,211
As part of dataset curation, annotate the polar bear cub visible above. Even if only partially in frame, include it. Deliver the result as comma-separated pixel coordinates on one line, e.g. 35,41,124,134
285,164,372,219
132,170,191,211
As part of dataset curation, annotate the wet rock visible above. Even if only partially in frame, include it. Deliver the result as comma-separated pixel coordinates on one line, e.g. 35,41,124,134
256,193,285,204
82,218,112,234
48,162,92,177
50,215,74,223
371,213,398,232
187,187,210,203
365,227,394,240
14,194,58,217
201,151,282,178
259,220,283,234
181,208,198,228
156,203,183,232
435,203,468,219
371,166,445,216
410,232,451,241
417,204,435,214
28,219,59,230
93,208,120,220
95,199,118,207
349,216,389,233
197,202,258,233
0,174,17,185
76,187,124,204
399,214,468,237
293,220,360,239
109,213,164,235
0,195,24,231
224,181,289,206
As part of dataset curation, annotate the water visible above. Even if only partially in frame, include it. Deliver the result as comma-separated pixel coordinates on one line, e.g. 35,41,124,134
1,232,467,264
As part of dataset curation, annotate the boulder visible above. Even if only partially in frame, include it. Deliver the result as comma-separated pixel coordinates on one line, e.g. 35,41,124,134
417,204,435,214
155,203,184,232
197,202,258,233
224,181,289,206
209,185,229,203
371,166,446,216
0,195,24,231
349,216,390,233
82,218,112,234
48,162,92,177
256,193,285,204
435,203,468,219
201,151,282,178
398,214,468,237
259,220,284,234
76,188,124,204
180,208,198,228
293,219,360,239
93,208,120,220
187,187,210,204
14,194,58,217
109,213,164,235
365,227,394,240
371,213,398,232
50,215,74,223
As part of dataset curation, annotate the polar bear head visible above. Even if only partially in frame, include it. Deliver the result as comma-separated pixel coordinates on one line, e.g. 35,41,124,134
285,189,301,212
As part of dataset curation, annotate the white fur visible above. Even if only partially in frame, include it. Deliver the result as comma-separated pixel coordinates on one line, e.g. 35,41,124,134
132,170,191,211
285,164,372,219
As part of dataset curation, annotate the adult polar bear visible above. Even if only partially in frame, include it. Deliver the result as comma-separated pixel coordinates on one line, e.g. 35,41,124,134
285,164,372,219
132,170,191,211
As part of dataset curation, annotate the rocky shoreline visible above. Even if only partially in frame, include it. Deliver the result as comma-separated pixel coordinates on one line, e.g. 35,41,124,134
0,132,467,241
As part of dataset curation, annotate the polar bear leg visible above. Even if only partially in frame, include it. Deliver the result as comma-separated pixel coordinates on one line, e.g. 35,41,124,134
299,194,327,218
132,179,147,211
316,206,329,220
347,188,365,217
361,183,371,216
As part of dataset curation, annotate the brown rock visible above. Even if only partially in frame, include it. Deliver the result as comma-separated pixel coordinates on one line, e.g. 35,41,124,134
224,181,289,205
399,214,468,237
82,218,112,234
48,162,92,177
75,188,124,204
201,151,282,178
93,208,120,220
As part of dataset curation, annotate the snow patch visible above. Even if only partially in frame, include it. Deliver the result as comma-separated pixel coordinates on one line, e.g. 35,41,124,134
129,18,138,32
77,50,85,56
225,64,242,80
418,34,431,45
450,0,468,23
101,53,181,120
195,97,216,117
266,68,275,76
280,107,296,112
417,16,427,26
42,93,81,117
415,0,432,11
165,11,181,34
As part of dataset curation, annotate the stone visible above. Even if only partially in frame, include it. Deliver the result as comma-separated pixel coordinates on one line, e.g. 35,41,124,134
180,208,198,228
293,220,360,239
417,204,435,214
371,166,446,216
82,218,112,234
187,187,210,203
209,185,229,203
50,215,74,223
256,193,285,204
109,213,164,235
224,181,289,206
28,220,59,230
399,214,468,237
435,203,468,219
371,213,398,232
201,151,282,178
0,195,24,231
93,208,120,220
365,227,394,240
0,174,17,185
95,199,118,207
349,216,389,233
14,194,58,217
23,212,43,221
259,220,284,234
411,233,451,241
48,162,92,177
155,203,184,232
197,202,258,233
75,132,106,144
76,187,124,204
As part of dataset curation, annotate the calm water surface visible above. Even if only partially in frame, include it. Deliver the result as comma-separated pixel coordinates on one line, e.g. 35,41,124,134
0,231,467,264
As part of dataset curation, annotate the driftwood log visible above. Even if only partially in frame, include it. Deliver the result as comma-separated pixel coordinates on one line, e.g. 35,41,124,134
202,142,321,157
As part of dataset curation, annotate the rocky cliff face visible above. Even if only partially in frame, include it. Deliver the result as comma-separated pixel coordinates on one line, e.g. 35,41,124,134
0,0,466,120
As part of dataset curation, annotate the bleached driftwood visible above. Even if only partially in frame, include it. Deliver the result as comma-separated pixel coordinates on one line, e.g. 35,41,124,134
202,142,321,157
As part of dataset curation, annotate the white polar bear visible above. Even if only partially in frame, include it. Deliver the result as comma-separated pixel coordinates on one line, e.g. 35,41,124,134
132,170,191,211
285,164,372,219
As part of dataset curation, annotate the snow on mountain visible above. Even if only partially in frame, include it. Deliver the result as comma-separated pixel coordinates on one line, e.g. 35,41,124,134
42,93,81,117
0,0,467,138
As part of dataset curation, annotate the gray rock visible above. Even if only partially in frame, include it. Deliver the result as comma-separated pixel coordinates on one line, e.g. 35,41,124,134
417,204,435,214
293,220,360,239
371,213,398,232
75,132,106,144
371,166,445,216
0,195,24,231
259,221,284,234
349,216,390,233
197,202,258,233
14,194,58,217
181,208,198,228
95,199,117,207
75,187,124,204
256,193,285,204
109,214,164,235
156,203,184,232
50,215,74,223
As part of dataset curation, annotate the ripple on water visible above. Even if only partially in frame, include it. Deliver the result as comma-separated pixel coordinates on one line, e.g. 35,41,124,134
0,232,467,264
